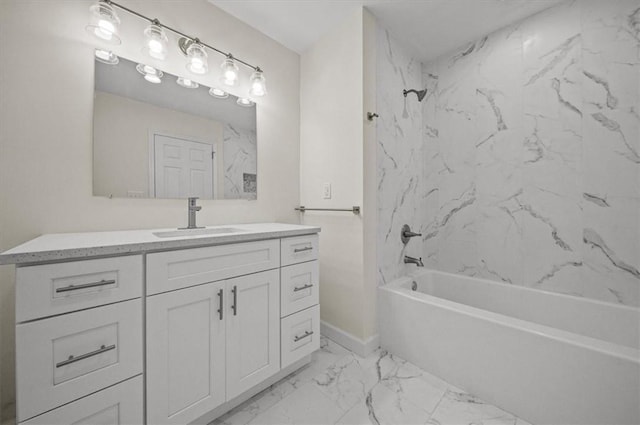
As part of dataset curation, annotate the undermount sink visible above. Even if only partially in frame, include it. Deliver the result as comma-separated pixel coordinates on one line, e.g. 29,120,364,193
153,227,245,238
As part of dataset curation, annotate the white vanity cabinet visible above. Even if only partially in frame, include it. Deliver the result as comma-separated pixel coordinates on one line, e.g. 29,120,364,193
14,255,144,424
2,224,321,425
279,234,321,369
146,268,281,425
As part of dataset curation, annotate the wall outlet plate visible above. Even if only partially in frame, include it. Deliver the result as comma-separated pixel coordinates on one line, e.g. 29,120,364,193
322,183,332,199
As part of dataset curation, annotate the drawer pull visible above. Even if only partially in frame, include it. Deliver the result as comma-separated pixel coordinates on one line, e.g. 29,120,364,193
293,246,313,253
293,330,314,342
55,279,116,293
217,289,223,320
56,344,116,368
231,285,238,316
293,283,313,292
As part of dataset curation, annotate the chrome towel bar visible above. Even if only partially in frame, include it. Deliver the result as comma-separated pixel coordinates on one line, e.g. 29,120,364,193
295,206,360,214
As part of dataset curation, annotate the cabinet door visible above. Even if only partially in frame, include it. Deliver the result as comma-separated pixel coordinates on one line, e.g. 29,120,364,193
147,281,226,425
226,269,280,399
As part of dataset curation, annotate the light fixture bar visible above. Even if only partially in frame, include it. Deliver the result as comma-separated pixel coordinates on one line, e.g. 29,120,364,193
102,0,261,72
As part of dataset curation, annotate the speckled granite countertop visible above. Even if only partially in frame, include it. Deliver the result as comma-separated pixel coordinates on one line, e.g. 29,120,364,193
0,223,320,265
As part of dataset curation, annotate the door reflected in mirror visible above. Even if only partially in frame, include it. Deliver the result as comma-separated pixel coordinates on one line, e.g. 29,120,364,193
92,56,257,200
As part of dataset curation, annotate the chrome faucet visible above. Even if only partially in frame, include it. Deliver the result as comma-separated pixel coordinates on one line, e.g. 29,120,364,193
404,255,424,267
182,197,203,230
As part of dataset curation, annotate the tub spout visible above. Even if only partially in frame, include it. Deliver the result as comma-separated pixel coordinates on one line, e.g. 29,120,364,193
404,255,424,267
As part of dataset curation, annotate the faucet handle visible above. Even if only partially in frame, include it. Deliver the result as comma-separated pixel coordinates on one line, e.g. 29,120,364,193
401,224,422,245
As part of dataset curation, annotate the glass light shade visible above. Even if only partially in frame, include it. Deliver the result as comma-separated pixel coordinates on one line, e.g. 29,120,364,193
177,77,199,89
94,49,119,65
86,2,121,45
236,97,254,107
186,42,208,74
209,87,229,99
143,24,168,60
136,63,163,84
249,69,267,97
220,57,239,86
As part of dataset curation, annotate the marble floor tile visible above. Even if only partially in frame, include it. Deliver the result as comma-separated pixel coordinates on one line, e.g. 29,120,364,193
428,390,520,425
213,336,532,425
335,384,431,425
247,383,345,425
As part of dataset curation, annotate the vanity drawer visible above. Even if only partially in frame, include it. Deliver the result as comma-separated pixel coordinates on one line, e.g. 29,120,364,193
281,234,319,266
281,260,319,317
16,255,142,323
280,305,320,369
147,239,280,295
16,299,143,422
21,375,143,425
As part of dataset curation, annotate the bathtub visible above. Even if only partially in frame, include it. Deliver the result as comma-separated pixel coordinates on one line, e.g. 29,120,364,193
378,269,640,425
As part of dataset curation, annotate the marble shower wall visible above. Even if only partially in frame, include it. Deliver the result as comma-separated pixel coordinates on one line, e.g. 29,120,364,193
223,123,257,200
376,28,424,287
419,0,640,306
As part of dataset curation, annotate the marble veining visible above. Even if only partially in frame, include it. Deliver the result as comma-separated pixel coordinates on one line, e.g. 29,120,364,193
377,0,640,306
213,336,531,425
223,123,257,200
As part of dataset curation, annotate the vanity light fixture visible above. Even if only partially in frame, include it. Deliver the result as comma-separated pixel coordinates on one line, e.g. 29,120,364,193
143,21,168,60
209,87,229,99
87,0,267,98
176,77,199,89
185,40,208,75
236,98,255,108
249,68,267,97
94,49,119,65
86,1,121,44
220,55,239,86
136,63,163,84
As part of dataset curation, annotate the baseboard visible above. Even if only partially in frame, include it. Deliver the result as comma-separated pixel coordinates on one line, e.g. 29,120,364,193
320,320,379,358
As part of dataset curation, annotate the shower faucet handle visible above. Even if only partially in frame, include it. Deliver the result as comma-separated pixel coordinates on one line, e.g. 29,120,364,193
401,224,422,245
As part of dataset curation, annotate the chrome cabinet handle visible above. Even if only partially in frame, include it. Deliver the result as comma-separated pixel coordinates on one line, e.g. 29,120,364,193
55,279,116,293
217,289,223,320
293,246,313,253
231,285,238,316
294,330,314,342
293,284,313,292
56,344,116,368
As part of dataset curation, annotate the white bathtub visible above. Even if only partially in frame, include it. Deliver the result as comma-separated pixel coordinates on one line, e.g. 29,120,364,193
379,269,640,425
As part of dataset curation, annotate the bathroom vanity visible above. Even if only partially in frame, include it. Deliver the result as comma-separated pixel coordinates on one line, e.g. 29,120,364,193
0,223,321,425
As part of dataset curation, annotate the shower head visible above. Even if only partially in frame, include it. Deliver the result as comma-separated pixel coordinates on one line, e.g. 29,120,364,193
403,88,427,102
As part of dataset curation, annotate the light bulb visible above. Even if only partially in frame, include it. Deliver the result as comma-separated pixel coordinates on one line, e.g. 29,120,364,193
220,57,239,86
186,41,208,75
136,63,163,84
94,49,119,65
143,23,168,60
236,97,254,107
86,2,121,45
249,68,267,97
209,87,229,99
144,74,162,84
177,77,199,89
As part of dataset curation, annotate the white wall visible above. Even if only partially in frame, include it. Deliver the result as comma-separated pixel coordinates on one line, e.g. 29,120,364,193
300,8,369,340
0,0,300,418
300,8,379,344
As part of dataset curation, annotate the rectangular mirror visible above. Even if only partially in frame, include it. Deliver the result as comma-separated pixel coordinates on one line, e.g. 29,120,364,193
92,56,257,200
